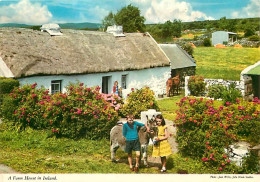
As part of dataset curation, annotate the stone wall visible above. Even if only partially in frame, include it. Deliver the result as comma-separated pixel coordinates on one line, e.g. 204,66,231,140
185,76,244,97
185,74,255,101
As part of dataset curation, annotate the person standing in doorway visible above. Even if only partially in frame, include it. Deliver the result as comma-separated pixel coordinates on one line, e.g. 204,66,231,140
113,81,119,96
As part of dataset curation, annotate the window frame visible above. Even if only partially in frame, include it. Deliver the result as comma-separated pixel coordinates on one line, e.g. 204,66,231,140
51,80,62,94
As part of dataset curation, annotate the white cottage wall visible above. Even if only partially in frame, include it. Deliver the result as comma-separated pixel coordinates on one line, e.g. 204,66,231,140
18,66,170,98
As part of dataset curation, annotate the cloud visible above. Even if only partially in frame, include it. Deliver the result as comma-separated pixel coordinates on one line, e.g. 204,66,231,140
0,0,52,24
135,0,214,23
232,0,260,18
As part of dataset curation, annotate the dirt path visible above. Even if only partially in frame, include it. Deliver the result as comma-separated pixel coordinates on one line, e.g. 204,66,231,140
0,164,17,173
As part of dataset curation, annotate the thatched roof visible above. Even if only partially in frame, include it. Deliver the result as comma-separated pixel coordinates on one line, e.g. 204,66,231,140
0,28,170,78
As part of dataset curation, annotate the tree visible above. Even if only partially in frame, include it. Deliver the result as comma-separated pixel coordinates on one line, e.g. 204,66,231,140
172,19,182,37
101,12,115,31
161,19,182,38
102,5,146,33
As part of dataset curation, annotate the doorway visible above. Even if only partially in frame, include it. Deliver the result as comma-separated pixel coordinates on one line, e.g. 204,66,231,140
102,76,112,94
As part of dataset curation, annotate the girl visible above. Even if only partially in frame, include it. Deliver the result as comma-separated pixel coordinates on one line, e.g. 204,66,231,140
152,114,172,172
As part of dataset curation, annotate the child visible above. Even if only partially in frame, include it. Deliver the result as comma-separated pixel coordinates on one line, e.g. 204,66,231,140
152,114,172,172
123,114,148,172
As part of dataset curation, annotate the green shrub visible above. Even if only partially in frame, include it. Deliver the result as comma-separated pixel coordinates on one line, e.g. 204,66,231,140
181,43,194,57
0,77,19,109
222,83,242,105
188,75,206,96
223,41,228,45
121,87,159,118
248,35,260,41
203,38,211,47
175,97,260,173
207,84,226,99
240,151,259,173
0,77,19,94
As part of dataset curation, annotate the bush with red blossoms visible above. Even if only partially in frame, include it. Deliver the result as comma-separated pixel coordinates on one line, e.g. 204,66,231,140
43,83,119,139
175,97,260,172
1,83,50,129
2,83,119,139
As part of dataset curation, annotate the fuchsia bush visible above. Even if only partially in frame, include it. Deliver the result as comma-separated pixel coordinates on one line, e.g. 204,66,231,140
2,83,119,139
175,97,260,172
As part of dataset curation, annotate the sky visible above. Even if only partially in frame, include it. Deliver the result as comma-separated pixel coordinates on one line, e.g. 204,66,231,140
0,0,259,25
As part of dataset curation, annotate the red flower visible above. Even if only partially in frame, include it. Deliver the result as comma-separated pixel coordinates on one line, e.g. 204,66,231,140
31,83,37,89
227,159,231,163
79,83,84,86
223,155,227,158
150,102,154,106
219,167,223,171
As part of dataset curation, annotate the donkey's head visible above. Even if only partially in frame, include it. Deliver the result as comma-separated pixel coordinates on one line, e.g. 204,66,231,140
146,115,158,139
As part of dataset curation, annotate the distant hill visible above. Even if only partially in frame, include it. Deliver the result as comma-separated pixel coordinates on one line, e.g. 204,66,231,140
0,22,101,30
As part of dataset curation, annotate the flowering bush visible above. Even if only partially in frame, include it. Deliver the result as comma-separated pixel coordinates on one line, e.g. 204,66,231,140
175,97,260,172
2,83,119,139
1,83,49,129
121,87,159,118
44,83,119,139
188,75,206,96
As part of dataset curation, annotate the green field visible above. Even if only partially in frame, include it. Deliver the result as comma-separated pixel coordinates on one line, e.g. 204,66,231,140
193,47,260,80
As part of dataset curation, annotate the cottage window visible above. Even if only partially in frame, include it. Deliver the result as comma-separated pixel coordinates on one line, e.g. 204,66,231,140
51,80,62,94
121,75,127,89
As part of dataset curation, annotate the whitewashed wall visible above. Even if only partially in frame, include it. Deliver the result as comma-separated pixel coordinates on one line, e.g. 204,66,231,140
18,66,171,98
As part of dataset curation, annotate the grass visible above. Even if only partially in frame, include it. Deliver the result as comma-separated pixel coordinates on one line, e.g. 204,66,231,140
193,47,260,80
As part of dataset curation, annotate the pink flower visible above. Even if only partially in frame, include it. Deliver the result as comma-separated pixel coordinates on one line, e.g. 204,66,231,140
31,83,37,89
80,83,84,86
14,110,17,114
131,88,134,91
219,167,223,171
227,159,231,163
226,102,232,106
150,102,154,106
88,102,92,106
205,141,209,145
236,98,240,104
76,109,82,114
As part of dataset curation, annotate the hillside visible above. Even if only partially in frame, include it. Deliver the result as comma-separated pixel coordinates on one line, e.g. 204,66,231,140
0,22,101,30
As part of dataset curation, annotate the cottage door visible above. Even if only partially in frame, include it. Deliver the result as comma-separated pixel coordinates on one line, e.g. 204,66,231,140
102,76,111,94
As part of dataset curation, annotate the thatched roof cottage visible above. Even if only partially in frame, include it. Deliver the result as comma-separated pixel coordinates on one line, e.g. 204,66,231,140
0,27,171,96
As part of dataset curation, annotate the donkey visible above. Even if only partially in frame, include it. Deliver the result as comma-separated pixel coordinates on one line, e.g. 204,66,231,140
110,115,158,167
